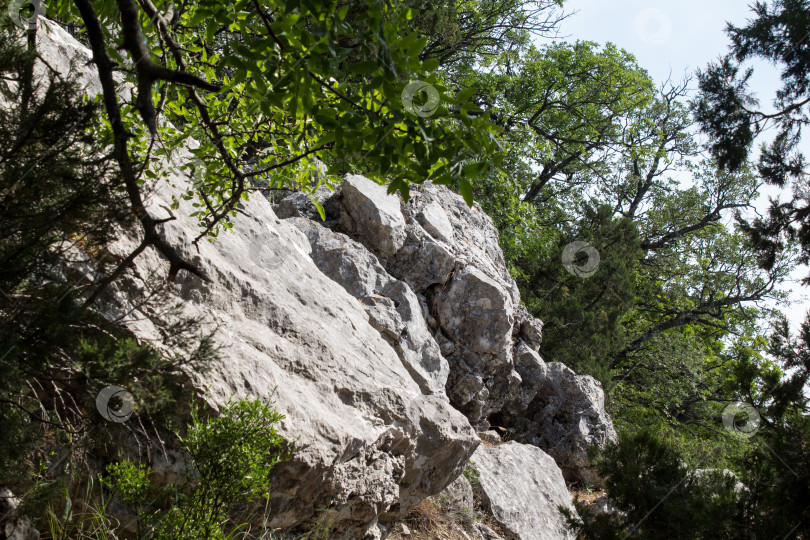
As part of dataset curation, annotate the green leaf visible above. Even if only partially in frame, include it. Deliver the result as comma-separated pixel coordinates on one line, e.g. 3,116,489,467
456,87,476,102
313,200,326,221
347,60,378,74
422,58,440,72
459,177,473,206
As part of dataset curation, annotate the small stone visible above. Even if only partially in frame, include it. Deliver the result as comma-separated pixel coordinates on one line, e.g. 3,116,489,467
479,430,501,445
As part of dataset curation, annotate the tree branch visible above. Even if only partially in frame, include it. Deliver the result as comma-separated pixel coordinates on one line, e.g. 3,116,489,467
73,0,210,287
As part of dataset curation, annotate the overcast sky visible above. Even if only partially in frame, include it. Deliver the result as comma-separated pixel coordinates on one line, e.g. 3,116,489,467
541,0,809,331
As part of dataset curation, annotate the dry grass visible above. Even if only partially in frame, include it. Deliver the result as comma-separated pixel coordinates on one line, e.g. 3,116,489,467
389,498,474,540
387,491,515,540
569,487,605,505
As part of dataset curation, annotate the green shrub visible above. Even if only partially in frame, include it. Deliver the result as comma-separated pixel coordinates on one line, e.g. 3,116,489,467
463,461,479,485
562,430,744,540
106,397,289,539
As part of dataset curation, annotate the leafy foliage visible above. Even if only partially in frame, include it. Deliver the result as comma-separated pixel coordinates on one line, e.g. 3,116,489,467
105,398,288,540
566,309,810,538
50,0,503,245
467,33,791,430
1,0,809,537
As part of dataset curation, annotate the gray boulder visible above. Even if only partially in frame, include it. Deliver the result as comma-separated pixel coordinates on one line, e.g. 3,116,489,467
401,182,518,302
434,473,474,516
416,199,455,244
323,175,617,482
508,362,617,487
514,305,543,351
339,174,407,260
470,442,575,540
474,523,505,540
111,170,478,537
435,266,515,360
103,167,479,536
387,224,456,292
503,342,548,413
435,266,521,427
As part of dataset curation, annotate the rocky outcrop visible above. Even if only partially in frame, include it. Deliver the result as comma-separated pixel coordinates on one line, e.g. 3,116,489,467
339,174,407,260
39,25,477,538
434,474,475,517
34,20,620,538
285,174,616,485
103,165,480,536
288,217,449,397
470,442,575,540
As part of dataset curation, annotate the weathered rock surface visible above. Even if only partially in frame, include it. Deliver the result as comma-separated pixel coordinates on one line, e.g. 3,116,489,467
496,362,617,486
36,19,621,538
115,172,480,536
288,217,449,396
310,177,531,431
435,265,519,426
434,474,474,516
474,523,505,540
339,174,407,260
37,22,480,539
273,172,617,488
471,442,575,540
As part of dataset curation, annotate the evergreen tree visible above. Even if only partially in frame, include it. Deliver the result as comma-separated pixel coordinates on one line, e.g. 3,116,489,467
695,0,810,281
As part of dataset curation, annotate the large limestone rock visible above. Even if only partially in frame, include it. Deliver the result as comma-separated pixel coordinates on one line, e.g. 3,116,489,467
275,174,617,484
434,474,474,517
327,178,525,429
35,22,478,538
0,488,40,540
435,265,520,426
35,18,619,536
471,442,575,540
339,174,407,260
110,167,479,537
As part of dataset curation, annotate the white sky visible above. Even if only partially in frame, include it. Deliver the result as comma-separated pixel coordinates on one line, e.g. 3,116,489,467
544,0,810,332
